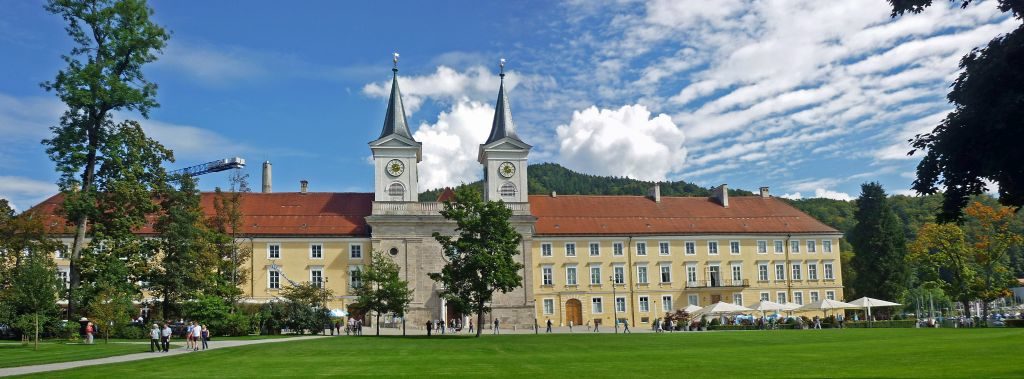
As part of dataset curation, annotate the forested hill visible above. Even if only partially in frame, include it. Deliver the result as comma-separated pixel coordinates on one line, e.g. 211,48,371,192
418,163,754,201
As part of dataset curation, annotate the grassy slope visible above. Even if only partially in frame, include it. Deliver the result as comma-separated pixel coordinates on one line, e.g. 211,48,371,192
25,329,1024,378
0,342,173,368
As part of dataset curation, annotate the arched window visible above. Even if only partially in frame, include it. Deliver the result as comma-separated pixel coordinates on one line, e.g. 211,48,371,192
499,182,517,198
388,182,405,199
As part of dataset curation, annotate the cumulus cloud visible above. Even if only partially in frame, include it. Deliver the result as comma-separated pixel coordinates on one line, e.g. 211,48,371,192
555,104,686,181
362,65,533,114
0,176,58,212
780,188,852,201
412,99,494,190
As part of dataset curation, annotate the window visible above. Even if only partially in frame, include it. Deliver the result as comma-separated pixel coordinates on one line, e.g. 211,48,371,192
731,265,742,282
662,295,673,312
688,294,699,307
639,296,650,312
613,266,625,284
757,240,768,254
590,266,601,285
542,266,553,286
57,245,68,259
566,266,578,286
826,291,836,300
387,182,405,198
311,269,323,288
660,264,672,283
57,270,68,289
349,244,362,259
791,263,802,280
810,291,820,303
636,242,647,256
823,240,833,253
589,242,600,256
686,265,698,284
636,266,649,284
775,264,785,280
565,243,576,257
543,299,554,315
268,244,281,259
613,242,624,256
824,262,834,279
685,241,696,255
707,241,719,255
730,241,740,255
777,292,787,304
760,292,770,302
807,240,816,253
310,244,323,259
499,182,517,198
269,270,280,289
592,297,603,313
541,243,552,257
790,240,800,253
808,263,818,280
659,242,671,256
758,264,769,281
733,293,743,306
349,267,362,289
794,291,803,305
615,297,626,313
774,240,785,254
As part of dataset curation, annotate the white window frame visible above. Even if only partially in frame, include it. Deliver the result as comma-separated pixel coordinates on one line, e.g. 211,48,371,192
542,266,553,286
688,294,699,307
823,240,833,253
349,244,362,259
612,242,624,256
758,264,769,281
777,292,787,304
686,264,698,285
790,240,800,253
566,266,578,286
791,263,802,280
638,296,650,312
729,240,741,255
636,265,649,284
615,297,627,313
826,291,836,300
310,268,323,288
659,241,671,256
775,264,786,281
543,299,554,315
268,270,280,289
808,263,818,280
592,297,604,314
824,262,835,280
707,241,719,255
684,241,696,255
757,240,768,254
57,269,69,289
807,240,817,253
774,240,784,254
310,243,323,259
636,242,647,256
541,243,552,257
794,291,804,305
349,266,362,289
733,293,743,306
590,266,602,285
613,265,625,284
565,242,576,257
589,242,600,257
659,264,672,283
759,292,770,302
731,264,742,282
810,291,820,303
267,243,281,259
662,295,673,312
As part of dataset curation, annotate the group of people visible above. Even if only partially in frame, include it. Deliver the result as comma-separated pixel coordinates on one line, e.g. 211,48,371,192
425,318,473,335
345,317,363,335
146,321,208,353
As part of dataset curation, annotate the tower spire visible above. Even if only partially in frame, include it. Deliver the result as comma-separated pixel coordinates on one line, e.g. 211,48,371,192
485,58,521,144
379,52,414,140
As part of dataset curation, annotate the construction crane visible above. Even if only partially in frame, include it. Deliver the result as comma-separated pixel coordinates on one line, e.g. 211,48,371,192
169,157,246,177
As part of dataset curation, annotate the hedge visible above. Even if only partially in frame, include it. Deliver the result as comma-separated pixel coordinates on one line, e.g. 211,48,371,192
1005,319,1024,328
844,320,916,328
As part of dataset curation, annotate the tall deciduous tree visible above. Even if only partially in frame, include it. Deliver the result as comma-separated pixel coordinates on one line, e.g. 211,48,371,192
909,222,976,315
208,170,251,307
962,202,1022,321
889,1,1024,221
280,282,333,335
150,175,215,319
850,183,910,306
41,0,171,318
10,251,61,350
353,251,413,336
430,185,523,338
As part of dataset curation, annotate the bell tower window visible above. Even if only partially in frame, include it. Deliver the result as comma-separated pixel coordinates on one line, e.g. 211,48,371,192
387,182,406,200
499,182,517,198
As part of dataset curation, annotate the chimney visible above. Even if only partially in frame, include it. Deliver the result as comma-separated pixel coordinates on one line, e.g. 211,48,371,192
300,180,308,194
760,186,770,198
711,184,729,207
262,161,272,193
551,191,557,198
650,183,661,203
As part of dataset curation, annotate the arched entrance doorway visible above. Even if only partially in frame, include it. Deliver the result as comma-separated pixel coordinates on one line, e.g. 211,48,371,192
565,299,583,326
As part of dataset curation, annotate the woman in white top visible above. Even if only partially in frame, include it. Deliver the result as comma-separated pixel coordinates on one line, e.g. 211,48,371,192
192,322,202,351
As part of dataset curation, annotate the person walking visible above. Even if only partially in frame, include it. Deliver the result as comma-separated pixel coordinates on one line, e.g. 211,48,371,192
185,322,194,350
493,318,500,334
622,319,631,333
85,322,94,344
426,320,432,336
592,319,600,333
201,325,209,350
149,324,160,352
440,319,446,335
334,320,341,335
468,319,474,334
545,318,552,333
192,322,202,351
568,320,573,333
161,323,172,352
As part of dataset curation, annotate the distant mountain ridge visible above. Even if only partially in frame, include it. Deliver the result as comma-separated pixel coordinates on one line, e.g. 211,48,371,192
418,162,753,201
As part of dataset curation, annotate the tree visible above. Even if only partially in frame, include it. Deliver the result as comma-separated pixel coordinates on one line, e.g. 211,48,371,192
429,185,524,338
150,175,216,319
908,223,976,315
207,170,251,307
352,251,413,336
41,0,171,317
849,183,910,306
889,1,1024,221
10,252,61,350
280,282,333,335
962,202,1022,321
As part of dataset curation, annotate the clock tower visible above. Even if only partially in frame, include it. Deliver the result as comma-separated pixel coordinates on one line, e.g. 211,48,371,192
369,54,421,202
479,59,530,204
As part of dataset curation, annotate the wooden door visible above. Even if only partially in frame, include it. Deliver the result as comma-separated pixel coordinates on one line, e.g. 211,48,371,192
566,299,583,326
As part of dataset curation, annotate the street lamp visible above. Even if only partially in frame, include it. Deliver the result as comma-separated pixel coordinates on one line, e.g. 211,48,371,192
610,275,618,334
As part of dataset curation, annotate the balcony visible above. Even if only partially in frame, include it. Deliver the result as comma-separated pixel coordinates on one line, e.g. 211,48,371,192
685,279,750,289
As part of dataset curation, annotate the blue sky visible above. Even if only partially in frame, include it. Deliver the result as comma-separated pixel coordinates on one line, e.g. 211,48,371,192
0,0,1016,211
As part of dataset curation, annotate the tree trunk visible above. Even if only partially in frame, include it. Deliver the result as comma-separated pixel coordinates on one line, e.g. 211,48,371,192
982,302,990,326
962,299,972,321
376,313,380,336
68,135,99,319
475,302,484,338
34,313,39,351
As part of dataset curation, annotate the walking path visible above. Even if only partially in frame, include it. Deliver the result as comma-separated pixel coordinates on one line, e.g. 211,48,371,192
0,335,327,377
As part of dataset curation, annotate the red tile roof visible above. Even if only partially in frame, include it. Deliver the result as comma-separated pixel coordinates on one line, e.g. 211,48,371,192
31,192,373,237
529,195,839,236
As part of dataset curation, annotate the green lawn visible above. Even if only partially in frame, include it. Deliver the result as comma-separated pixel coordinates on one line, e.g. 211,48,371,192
20,329,1024,378
0,342,177,368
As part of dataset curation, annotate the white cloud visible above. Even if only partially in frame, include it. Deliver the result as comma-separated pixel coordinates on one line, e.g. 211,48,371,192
555,104,686,181
0,93,63,141
779,188,852,201
413,99,494,190
362,65,545,115
0,176,57,212
139,119,250,159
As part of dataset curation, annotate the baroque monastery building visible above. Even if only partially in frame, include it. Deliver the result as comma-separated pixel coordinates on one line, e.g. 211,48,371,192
38,61,844,328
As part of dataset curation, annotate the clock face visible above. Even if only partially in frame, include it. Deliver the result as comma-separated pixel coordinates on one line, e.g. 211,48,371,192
386,159,405,177
498,161,516,178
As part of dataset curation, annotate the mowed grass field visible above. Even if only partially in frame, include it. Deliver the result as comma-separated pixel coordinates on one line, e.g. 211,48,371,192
0,342,178,369
21,328,1024,378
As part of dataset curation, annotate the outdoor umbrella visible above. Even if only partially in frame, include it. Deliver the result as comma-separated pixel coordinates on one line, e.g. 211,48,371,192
694,301,752,317
848,297,901,320
681,304,702,313
748,300,788,318
330,309,349,318
797,299,856,317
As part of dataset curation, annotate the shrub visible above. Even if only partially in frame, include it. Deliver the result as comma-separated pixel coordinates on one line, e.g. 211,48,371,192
844,320,916,328
113,323,146,339
1004,319,1024,328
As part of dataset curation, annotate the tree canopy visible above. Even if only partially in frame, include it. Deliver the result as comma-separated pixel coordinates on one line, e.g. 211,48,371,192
849,183,911,305
352,251,414,336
